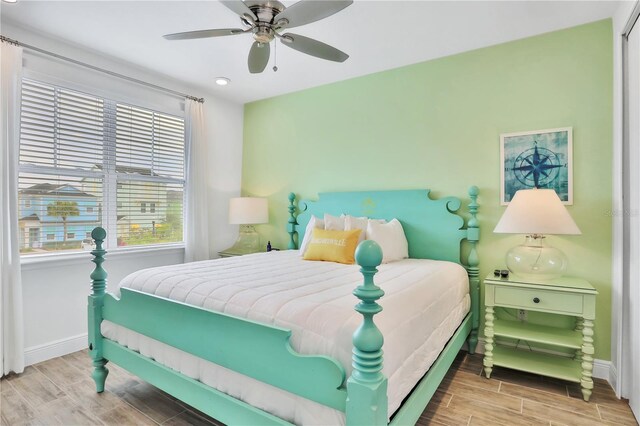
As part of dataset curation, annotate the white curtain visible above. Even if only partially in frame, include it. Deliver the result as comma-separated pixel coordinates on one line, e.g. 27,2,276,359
184,99,211,262
0,42,25,375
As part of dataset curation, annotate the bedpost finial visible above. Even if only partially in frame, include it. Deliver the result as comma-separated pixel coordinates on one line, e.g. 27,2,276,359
347,240,388,423
467,187,480,229
355,240,383,268
287,193,298,250
352,239,384,367
90,227,107,296
91,226,106,240
92,227,106,248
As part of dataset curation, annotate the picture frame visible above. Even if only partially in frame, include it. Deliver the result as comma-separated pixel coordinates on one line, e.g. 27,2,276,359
500,127,573,205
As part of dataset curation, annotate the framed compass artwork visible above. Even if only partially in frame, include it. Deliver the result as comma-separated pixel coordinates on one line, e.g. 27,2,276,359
500,127,573,205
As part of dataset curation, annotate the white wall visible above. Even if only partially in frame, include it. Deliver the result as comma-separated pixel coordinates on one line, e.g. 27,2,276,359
1,21,244,364
20,248,185,364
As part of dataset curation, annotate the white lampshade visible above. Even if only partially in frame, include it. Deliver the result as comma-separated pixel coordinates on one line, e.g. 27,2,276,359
229,197,268,225
494,189,581,235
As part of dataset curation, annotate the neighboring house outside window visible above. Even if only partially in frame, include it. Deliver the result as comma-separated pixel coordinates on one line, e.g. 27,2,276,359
18,183,99,251
18,79,185,255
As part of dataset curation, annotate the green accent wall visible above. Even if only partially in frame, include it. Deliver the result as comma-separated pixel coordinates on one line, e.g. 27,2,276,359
242,20,613,360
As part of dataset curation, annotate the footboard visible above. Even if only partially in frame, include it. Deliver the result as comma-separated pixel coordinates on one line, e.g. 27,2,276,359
87,228,388,425
103,288,347,407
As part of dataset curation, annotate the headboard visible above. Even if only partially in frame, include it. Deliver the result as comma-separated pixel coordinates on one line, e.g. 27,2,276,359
288,187,480,265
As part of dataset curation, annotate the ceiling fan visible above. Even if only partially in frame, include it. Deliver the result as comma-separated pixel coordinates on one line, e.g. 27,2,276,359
163,0,353,74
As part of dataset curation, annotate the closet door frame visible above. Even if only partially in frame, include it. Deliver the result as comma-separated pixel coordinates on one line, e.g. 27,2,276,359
622,5,640,419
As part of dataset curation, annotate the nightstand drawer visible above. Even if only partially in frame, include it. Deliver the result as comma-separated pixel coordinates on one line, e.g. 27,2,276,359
494,286,583,314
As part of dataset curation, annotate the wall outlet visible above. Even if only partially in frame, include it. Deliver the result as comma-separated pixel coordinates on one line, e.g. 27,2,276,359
517,309,527,321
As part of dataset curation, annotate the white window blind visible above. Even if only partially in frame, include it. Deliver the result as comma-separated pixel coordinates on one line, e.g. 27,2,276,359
18,79,185,255
113,103,185,247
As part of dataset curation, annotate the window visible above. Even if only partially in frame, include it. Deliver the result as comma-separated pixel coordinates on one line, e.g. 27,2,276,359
150,202,156,213
18,79,185,255
86,232,91,238
141,202,146,213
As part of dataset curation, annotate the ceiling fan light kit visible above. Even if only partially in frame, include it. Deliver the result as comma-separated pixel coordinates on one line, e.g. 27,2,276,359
163,0,353,74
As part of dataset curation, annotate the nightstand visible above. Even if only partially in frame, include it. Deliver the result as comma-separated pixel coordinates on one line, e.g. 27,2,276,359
218,248,262,258
218,250,241,258
483,273,598,401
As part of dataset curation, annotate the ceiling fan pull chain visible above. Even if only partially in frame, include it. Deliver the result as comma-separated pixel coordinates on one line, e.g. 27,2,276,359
273,41,278,72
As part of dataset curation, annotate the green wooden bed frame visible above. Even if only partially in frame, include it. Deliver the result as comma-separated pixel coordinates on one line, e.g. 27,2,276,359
88,187,480,426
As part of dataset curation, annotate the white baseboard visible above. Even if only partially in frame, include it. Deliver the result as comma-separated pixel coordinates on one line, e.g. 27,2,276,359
473,338,612,382
24,333,88,366
593,359,612,382
608,362,619,395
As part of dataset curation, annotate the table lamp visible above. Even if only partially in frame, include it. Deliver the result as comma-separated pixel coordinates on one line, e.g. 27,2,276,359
227,197,268,254
494,188,581,280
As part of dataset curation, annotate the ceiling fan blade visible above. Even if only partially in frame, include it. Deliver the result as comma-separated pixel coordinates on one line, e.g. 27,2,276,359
248,41,270,73
220,1,258,22
275,0,353,29
280,33,348,62
163,28,245,40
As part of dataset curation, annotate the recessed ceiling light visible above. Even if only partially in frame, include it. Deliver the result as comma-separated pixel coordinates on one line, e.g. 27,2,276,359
2,0,18,3
215,77,230,86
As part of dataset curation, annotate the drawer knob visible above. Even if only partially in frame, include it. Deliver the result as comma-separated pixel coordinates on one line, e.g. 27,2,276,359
533,297,540,304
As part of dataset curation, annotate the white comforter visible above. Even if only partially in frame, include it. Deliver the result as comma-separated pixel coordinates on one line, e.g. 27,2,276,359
102,250,469,425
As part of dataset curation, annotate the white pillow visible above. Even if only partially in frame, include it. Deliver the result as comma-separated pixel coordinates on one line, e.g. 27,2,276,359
324,213,346,231
366,218,409,263
345,215,368,244
299,216,324,256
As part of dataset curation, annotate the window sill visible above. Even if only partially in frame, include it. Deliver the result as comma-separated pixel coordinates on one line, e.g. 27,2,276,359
20,244,185,271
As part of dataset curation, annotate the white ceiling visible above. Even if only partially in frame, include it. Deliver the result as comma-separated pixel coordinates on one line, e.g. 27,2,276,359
1,1,621,104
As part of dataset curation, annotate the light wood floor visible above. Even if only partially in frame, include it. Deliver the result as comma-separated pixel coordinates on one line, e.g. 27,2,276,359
1,350,637,426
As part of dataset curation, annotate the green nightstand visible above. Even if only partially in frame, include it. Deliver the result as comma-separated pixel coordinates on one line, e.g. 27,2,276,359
218,248,263,258
483,273,598,401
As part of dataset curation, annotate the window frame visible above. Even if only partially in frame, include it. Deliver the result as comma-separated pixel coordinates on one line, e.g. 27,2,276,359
18,77,187,259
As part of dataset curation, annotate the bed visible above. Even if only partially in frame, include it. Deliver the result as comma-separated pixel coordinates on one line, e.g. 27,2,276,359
87,187,481,425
